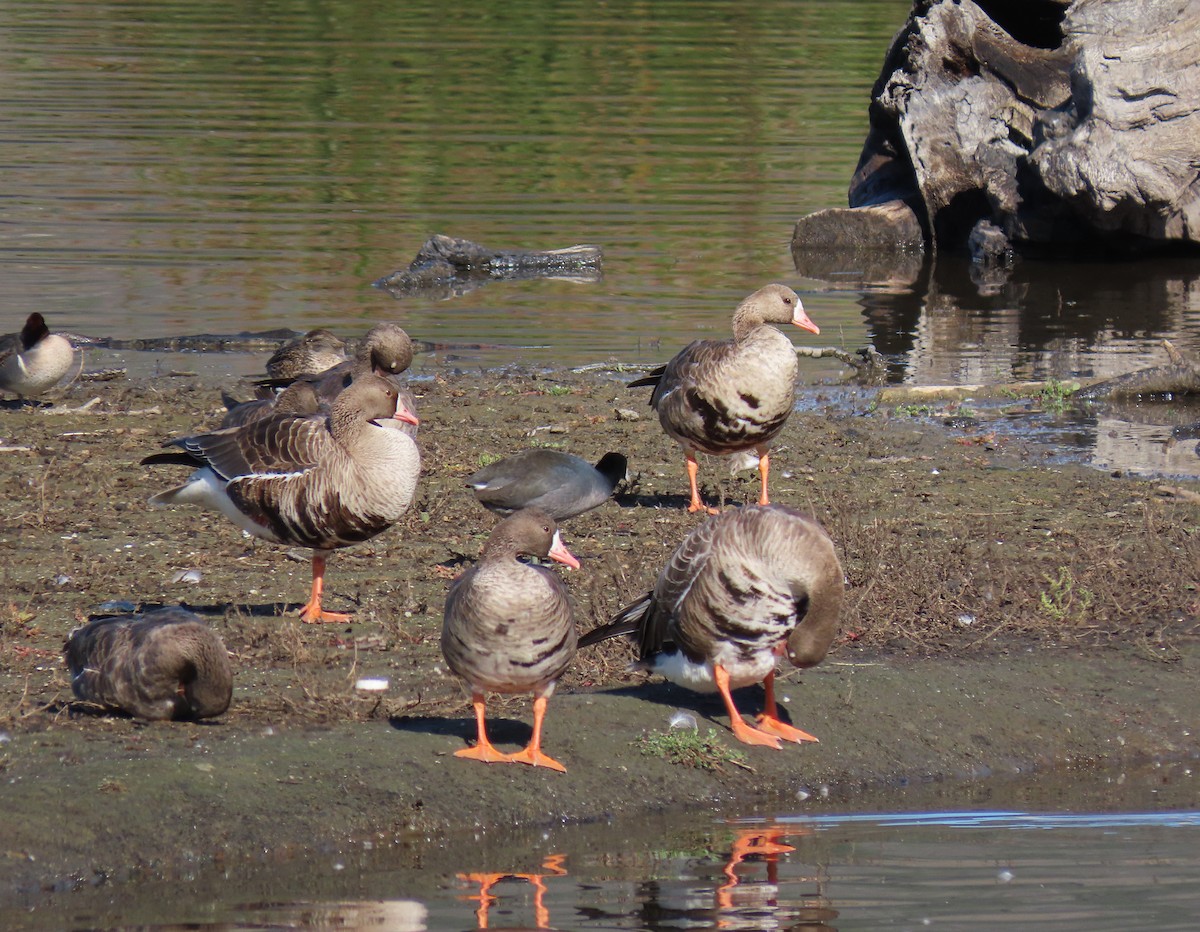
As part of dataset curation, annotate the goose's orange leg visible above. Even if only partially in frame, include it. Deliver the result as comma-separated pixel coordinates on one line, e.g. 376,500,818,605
685,450,719,514
299,552,351,624
509,695,567,772
756,444,772,506
455,693,514,764
713,665,783,749
754,670,819,743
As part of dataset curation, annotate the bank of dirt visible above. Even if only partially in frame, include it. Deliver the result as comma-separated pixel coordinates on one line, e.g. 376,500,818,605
1,361,1198,909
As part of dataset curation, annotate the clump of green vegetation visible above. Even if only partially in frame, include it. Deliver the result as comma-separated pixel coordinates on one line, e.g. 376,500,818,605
1038,566,1094,623
1036,379,1076,414
636,729,753,773
894,403,935,418
543,385,571,397
476,452,501,468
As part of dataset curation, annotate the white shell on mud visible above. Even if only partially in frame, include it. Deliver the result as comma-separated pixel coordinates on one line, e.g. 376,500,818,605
355,677,389,692
171,569,203,584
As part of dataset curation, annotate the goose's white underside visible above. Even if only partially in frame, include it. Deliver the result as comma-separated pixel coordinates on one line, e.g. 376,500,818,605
648,648,777,693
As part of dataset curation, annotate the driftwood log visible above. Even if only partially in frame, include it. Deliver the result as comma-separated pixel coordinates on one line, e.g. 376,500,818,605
374,234,602,299
793,0,1200,260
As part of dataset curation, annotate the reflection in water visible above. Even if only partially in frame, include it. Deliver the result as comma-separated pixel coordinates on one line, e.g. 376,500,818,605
451,827,833,931
457,853,568,929
809,251,1200,476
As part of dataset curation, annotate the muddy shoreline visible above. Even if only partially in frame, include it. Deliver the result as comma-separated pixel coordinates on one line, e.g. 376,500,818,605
1,360,1198,910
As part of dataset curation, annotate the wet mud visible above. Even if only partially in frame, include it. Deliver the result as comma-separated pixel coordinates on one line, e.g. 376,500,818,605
1,362,1198,910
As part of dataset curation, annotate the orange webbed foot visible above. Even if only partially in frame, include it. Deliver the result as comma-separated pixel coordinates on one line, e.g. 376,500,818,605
755,714,819,744
729,719,784,750
454,744,515,765
299,604,352,624
509,746,567,773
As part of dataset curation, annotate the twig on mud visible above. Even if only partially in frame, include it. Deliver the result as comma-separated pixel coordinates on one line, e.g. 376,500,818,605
43,397,102,415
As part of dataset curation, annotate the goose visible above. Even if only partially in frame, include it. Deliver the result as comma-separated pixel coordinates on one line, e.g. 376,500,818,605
264,328,347,380
225,322,418,428
219,379,322,429
64,607,232,721
0,312,76,398
631,284,819,513
142,373,421,624
255,321,414,401
441,508,580,772
578,504,842,748
466,450,627,520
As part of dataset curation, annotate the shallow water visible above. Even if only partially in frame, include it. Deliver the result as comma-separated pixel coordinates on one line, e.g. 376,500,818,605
4,2,1200,927
13,762,1199,930
5,0,1200,475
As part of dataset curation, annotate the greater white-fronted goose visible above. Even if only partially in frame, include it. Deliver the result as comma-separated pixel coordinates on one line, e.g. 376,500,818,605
64,607,233,721
256,321,415,401
578,504,842,748
466,450,627,520
631,284,819,513
0,312,76,399
265,328,347,380
228,322,419,428
219,379,322,429
441,508,581,772
143,373,421,624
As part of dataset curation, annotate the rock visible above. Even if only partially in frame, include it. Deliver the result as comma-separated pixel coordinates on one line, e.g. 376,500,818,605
792,0,1200,257
374,234,603,299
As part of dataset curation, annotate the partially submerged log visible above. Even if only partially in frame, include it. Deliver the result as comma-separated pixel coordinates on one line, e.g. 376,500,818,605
374,234,602,298
1075,341,1200,400
793,0,1200,259
875,341,1200,405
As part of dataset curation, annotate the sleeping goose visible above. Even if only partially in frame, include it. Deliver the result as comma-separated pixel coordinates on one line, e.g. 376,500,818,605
64,607,233,721
219,379,322,429
466,450,627,520
256,321,414,400
0,312,76,399
142,373,421,624
224,322,418,427
265,328,347,380
631,284,819,513
578,504,842,748
441,508,581,772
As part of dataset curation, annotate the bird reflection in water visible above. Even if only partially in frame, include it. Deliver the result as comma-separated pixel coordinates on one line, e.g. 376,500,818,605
457,853,568,929
714,825,835,929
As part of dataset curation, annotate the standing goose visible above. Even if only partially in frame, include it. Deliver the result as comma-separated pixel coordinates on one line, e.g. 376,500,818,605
143,373,421,624
0,312,76,399
64,607,233,721
632,284,819,513
578,505,842,748
264,328,347,380
441,508,581,772
466,450,627,520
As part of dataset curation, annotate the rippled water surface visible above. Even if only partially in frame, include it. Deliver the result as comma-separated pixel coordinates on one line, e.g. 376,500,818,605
4,3,1200,927
6,0,1200,473
13,763,1200,930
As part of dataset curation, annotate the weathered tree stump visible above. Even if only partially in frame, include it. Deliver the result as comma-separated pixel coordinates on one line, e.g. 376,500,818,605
793,0,1200,260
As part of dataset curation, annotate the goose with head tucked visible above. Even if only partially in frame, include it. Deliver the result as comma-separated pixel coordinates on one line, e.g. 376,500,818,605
631,284,818,514
227,322,418,428
64,607,233,721
256,321,415,401
578,505,842,748
466,449,627,521
265,328,347,380
143,373,421,624
442,508,580,772
0,312,77,399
